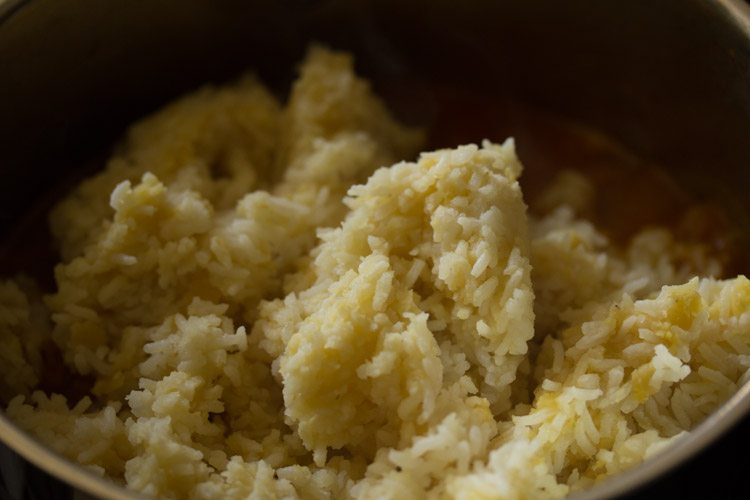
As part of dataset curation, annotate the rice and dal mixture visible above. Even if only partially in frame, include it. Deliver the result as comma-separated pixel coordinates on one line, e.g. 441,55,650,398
1,46,749,499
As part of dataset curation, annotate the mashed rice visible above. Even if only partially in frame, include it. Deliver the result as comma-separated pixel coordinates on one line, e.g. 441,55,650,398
1,46,748,499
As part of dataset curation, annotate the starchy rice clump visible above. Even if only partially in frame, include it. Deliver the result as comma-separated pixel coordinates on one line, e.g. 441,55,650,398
42,47,422,402
1,46,750,500
49,76,283,262
530,174,722,337
450,276,750,498
254,140,534,466
0,279,48,401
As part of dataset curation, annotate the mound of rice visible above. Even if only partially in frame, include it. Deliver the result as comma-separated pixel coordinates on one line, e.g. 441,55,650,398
1,46,748,499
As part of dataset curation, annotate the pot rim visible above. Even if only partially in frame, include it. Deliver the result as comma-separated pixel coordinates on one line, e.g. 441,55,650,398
0,411,139,499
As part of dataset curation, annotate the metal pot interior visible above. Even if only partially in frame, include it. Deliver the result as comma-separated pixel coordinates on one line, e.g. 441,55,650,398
1,0,750,497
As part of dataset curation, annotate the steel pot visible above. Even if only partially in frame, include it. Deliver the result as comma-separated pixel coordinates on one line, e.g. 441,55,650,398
1,0,750,498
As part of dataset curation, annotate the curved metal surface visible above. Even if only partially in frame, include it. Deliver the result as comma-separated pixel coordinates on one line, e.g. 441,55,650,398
719,0,750,36
0,412,137,499
0,0,27,21
574,3,750,492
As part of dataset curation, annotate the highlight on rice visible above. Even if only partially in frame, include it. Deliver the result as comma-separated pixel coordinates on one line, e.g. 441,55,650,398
1,46,748,499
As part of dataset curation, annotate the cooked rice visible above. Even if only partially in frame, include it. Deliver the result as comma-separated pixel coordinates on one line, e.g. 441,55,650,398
1,46,747,499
